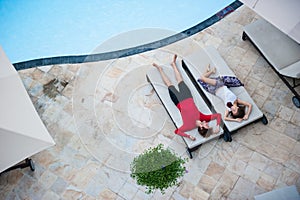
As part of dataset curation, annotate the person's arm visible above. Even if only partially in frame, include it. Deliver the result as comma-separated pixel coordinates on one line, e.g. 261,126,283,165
199,112,221,133
224,109,243,122
199,112,221,125
211,113,221,125
210,113,221,134
175,128,195,140
236,99,252,120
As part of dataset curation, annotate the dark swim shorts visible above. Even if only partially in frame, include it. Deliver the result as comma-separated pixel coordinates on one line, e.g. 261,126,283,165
168,81,192,106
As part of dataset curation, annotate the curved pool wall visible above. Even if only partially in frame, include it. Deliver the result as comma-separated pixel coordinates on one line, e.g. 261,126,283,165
12,1,242,71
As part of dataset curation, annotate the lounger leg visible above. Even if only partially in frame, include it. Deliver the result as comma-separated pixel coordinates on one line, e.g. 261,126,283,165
223,130,232,142
242,32,248,41
186,148,193,159
292,96,300,108
1,158,35,174
261,114,268,125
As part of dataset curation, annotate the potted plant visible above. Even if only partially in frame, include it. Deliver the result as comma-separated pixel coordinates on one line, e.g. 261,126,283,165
130,144,187,194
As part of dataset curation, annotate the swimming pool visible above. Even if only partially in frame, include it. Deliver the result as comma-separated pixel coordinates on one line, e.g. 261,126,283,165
0,0,235,64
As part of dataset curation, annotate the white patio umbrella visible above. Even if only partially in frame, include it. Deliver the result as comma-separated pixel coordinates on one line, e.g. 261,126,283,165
0,46,55,173
240,0,300,43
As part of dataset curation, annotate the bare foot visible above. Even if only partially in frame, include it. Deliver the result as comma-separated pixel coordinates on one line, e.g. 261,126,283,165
171,54,179,69
206,64,211,72
152,63,162,70
172,54,177,64
206,64,216,74
211,67,216,74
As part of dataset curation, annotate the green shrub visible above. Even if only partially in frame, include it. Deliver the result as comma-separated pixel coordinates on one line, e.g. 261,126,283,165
130,144,187,194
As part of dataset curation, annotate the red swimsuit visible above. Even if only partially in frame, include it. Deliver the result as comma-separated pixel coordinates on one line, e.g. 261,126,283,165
174,98,221,138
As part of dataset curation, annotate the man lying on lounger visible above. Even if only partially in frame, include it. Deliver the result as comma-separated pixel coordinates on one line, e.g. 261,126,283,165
152,55,221,141
198,65,252,122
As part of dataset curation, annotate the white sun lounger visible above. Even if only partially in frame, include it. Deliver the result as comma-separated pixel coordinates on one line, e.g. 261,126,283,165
146,59,224,159
182,46,268,136
242,18,300,108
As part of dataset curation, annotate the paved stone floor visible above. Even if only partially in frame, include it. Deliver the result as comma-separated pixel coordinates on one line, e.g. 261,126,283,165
1,6,299,200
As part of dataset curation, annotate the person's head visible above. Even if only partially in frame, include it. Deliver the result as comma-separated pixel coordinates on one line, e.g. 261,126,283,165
198,126,208,137
231,104,245,119
196,120,210,137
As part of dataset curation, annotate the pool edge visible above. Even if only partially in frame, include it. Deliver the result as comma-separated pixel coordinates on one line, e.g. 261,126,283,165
13,0,242,71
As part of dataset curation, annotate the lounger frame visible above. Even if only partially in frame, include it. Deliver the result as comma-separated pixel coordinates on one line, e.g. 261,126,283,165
146,60,225,159
242,19,300,108
182,46,268,138
146,76,209,158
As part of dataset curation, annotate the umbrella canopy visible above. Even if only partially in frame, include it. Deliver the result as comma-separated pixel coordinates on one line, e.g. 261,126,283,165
0,46,55,172
241,0,300,43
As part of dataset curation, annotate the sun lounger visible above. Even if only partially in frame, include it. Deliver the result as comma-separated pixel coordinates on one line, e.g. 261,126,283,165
254,185,300,200
242,18,300,108
182,46,268,137
146,59,224,159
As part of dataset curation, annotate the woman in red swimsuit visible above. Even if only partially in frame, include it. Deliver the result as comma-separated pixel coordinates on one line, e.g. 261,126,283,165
152,55,221,141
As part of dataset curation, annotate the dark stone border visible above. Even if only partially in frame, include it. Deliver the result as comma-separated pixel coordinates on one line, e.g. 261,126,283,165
13,0,242,71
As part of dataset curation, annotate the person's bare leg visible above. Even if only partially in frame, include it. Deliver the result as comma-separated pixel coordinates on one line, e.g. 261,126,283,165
200,64,217,85
152,63,172,87
171,54,183,84
202,64,216,78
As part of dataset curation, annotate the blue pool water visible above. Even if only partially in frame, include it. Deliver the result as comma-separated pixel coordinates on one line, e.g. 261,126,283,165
0,0,233,63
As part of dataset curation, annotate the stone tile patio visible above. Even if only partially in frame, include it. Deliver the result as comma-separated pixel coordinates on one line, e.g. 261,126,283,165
0,6,299,200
